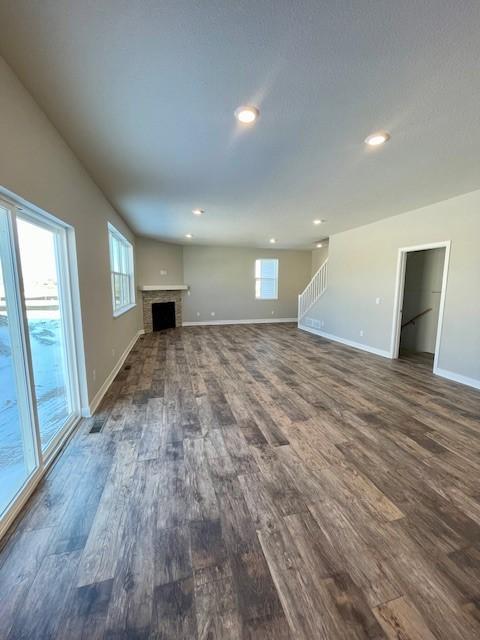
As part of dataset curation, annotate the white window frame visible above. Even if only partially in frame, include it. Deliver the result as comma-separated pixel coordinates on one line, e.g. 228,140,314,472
108,223,135,317
255,258,279,300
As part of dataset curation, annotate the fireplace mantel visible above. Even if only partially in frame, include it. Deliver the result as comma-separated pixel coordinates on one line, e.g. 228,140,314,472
139,284,188,291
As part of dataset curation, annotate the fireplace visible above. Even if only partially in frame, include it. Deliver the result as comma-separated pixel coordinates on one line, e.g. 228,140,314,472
152,301,176,331
141,287,184,333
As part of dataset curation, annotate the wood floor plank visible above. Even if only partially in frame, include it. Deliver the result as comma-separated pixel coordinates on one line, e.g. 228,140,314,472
76,440,138,587
372,595,437,640
154,525,192,587
60,579,114,640
194,571,242,640
0,527,54,638
183,437,219,522
151,577,198,640
103,459,157,638
7,549,81,640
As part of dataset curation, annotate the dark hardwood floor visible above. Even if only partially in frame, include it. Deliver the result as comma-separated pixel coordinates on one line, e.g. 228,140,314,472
1,323,480,639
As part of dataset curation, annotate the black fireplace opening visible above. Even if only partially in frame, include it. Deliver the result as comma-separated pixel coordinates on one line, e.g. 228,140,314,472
152,302,176,331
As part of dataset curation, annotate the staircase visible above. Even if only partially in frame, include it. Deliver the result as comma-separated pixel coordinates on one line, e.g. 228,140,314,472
298,259,328,321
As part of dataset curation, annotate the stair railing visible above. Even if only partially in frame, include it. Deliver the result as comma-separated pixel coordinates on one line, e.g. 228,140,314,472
298,258,328,319
401,307,432,329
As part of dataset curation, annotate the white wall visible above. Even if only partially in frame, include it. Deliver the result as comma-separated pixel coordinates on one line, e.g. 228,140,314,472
0,57,138,409
400,248,445,354
303,190,480,387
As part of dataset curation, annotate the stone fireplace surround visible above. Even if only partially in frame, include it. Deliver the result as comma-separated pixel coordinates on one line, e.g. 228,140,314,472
141,287,185,333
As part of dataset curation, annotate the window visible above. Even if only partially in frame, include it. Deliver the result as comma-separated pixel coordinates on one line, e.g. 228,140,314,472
108,223,135,316
255,258,278,300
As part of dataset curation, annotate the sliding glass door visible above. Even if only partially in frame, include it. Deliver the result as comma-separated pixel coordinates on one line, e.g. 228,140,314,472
17,216,75,450
0,196,80,527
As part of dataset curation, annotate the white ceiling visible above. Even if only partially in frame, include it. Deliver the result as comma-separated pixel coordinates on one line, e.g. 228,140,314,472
1,1,479,248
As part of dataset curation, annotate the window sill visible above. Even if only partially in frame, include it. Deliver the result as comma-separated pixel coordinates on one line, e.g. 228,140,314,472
113,303,136,318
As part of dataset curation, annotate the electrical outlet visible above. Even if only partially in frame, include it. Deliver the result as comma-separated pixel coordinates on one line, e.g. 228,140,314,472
211,311,215,317
196,311,200,317
376,297,381,305
160,269,167,276
321,320,325,328
271,310,275,315
360,329,364,337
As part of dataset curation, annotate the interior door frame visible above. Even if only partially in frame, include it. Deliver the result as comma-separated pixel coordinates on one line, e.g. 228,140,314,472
390,241,451,371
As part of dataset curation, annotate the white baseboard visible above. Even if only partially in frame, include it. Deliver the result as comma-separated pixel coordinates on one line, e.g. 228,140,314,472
434,366,480,390
298,323,392,359
82,330,143,417
182,318,297,327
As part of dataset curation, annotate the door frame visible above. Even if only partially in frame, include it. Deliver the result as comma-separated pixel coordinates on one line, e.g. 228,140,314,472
0,189,86,540
16,207,82,456
390,241,451,372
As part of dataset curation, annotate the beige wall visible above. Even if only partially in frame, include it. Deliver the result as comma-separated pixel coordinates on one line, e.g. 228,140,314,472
182,246,311,323
136,236,184,286
311,244,329,276
0,57,138,408
303,189,480,385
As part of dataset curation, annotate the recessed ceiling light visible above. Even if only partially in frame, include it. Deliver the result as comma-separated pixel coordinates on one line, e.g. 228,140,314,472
365,131,390,146
269,238,276,244
313,219,324,225
185,233,193,239
234,105,260,124
316,243,323,248
192,208,204,216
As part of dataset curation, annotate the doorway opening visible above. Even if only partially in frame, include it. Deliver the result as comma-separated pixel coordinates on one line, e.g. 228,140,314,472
391,242,450,372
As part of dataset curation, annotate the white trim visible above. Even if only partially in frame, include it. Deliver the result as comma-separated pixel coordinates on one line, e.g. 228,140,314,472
0,202,41,475
390,241,451,366
82,330,143,417
182,318,297,327
140,284,188,291
434,367,480,390
113,302,136,318
108,221,135,316
298,323,391,359
66,228,89,417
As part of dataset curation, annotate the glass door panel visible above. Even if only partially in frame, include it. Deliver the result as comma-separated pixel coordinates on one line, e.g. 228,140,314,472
0,206,38,515
16,217,72,450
